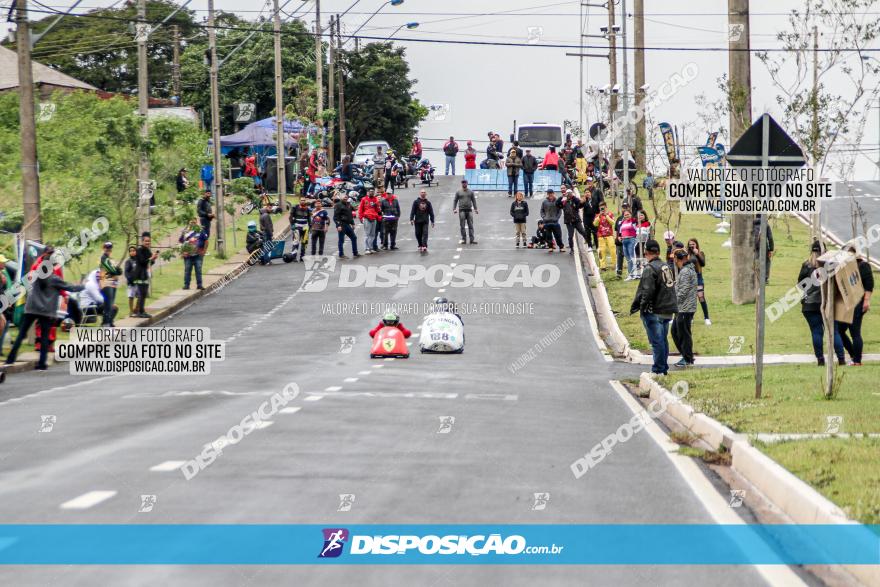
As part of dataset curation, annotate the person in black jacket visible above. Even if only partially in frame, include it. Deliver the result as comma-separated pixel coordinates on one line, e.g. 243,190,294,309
334,193,360,259
132,232,158,318
4,249,85,370
561,188,589,255
410,189,435,252
754,216,774,284
799,241,845,366
509,192,529,248
836,244,874,365
123,245,138,315
630,240,678,375
197,190,214,236
581,182,602,249
521,149,538,198
380,192,401,250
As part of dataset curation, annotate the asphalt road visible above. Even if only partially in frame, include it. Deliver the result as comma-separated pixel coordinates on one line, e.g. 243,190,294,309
825,181,880,260
0,176,787,586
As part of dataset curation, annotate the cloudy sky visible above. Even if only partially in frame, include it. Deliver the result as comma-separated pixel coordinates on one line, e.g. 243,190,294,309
11,0,880,179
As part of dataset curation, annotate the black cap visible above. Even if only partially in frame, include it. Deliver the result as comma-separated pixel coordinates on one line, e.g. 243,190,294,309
141,231,151,238
547,188,555,193
644,239,661,253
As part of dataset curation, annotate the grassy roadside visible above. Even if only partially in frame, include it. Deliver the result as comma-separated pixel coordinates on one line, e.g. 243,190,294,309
599,182,880,356
658,364,880,524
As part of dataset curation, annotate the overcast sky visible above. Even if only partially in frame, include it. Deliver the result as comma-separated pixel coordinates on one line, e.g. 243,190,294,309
10,0,880,179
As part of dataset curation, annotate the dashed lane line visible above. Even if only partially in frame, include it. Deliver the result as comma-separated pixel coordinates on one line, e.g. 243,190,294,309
149,461,186,472
60,490,117,510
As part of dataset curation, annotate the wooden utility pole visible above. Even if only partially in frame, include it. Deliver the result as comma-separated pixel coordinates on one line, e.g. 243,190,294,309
337,15,347,158
136,0,151,235
172,24,181,103
633,0,646,171
607,2,618,120
16,0,42,245
315,0,324,148
728,0,755,305
811,25,821,242
207,0,226,256
328,15,335,168
273,0,286,211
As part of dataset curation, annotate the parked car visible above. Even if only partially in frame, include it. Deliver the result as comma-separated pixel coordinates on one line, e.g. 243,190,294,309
353,140,391,166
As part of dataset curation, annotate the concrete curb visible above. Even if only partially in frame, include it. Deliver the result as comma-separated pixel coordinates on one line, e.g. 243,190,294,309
3,219,291,374
637,373,880,587
575,237,633,359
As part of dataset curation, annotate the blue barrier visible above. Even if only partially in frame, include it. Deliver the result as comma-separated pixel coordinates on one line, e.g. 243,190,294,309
464,169,561,192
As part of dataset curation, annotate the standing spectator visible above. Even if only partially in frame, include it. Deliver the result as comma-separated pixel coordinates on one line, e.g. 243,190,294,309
338,155,353,182
664,230,677,271
307,148,319,194
309,200,330,256
540,145,560,170
485,140,501,168
521,149,538,198
561,188,588,255
0,254,14,354
754,215,774,284
505,149,522,196
643,171,655,199
123,245,138,315
372,145,385,189
540,189,564,253
289,199,312,261
384,150,397,193
687,238,711,325
358,189,382,254
799,241,845,366
4,251,84,370
614,203,630,278
244,150,260,188
443,136,459,175
380,191,401,250
176,168,189,193
672,249,698,367
410,189,435,252
464,141,477,170
259,205,274,242
619,210,638,280
634,209,652,277
575,151,588,184
630,239,678,376
582,181,602,249
334,193,360,259
453,179,479,245
197,190,214,236
132,232,158,318
410,136,423,160
510,140,523,158
494,133,504,155
98,242,122,327
179,219,208,290
593,202,616,270
837,243,873,365
510,192,529,248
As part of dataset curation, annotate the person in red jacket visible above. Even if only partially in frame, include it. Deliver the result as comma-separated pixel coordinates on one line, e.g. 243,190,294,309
410,137,422,159
540,145,560,170
357,190,382,253
464,140,477,170
369,312,412,338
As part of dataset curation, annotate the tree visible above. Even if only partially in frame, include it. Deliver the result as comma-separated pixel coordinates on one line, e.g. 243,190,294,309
338,43,428,154
5,1,198,98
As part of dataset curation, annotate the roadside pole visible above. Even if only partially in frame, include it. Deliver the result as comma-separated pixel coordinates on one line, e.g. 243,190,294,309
337,16,347,158
137,0,151,235
16,0,42,245
273,0,286,213
755,115,770,399
328,15,336,168
207,0,226,256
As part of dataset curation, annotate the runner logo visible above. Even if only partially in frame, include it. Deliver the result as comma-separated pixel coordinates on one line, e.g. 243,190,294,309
337,494,355,512
727,336,745,354
319,528,349,558
437,416,455,434
338,336,356,354
825,415,843,434
531,492,550,511
39,415,57,433
299,256,337,293
728,489,745,508
139,494,157,513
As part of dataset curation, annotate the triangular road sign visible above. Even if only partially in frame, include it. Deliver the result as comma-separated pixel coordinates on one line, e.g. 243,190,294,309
726,113,806,167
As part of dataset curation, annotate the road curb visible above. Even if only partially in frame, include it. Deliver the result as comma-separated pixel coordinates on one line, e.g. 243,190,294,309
637,373,880,587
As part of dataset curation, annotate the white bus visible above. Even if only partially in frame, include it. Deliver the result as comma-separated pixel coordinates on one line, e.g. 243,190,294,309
514,123,564,160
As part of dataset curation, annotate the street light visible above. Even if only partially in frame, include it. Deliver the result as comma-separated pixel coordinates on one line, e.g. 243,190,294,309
345,0,404,46
386,21,418,40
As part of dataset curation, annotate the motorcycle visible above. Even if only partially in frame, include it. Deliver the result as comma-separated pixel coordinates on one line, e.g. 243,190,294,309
417,158,436,187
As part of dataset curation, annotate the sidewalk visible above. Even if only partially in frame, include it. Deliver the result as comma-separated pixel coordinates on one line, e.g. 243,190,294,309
3,214,291,375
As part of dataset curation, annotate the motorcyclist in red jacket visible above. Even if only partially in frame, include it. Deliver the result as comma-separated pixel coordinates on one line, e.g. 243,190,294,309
369,311,412,338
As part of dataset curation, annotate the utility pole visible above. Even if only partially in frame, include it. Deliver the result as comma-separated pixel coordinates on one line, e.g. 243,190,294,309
328,14,335,168
811,25,821,242
207,0,226,256
337,15,347,159
633,0,646,171
607,1,618,122
172,24,181,103
315,0,324,149
16,0,42,245
136,0,151,235
728,0,755,305
273,0,286,212
621,0,630,204
579,2,584,140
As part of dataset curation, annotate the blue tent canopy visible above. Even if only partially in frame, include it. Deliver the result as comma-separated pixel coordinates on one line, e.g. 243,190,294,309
208,117,317,148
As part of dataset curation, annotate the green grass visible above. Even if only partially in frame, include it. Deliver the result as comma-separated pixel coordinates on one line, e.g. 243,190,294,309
600,183,880,356
759,438,880,524
659,363,880,434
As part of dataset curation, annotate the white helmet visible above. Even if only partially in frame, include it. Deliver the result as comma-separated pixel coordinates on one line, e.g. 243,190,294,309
348,190,359,199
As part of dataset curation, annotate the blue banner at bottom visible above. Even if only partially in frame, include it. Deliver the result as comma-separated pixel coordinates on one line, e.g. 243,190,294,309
0,525,877,564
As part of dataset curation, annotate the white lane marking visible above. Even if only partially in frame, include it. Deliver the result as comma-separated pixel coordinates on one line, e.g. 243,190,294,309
60,490,117,510
358,371,371,375
0,375,119,407
456,248,462,252
453,255,460,260
450,263,457,267
304,395,324,401
149,461,185,472
607,380,807,587
325,386,342,392
279,407,301,414
384,357,396,362
372,364,384,369
573,241,613,361
438,289,446,293
344,377,359,383
254,421,274,429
